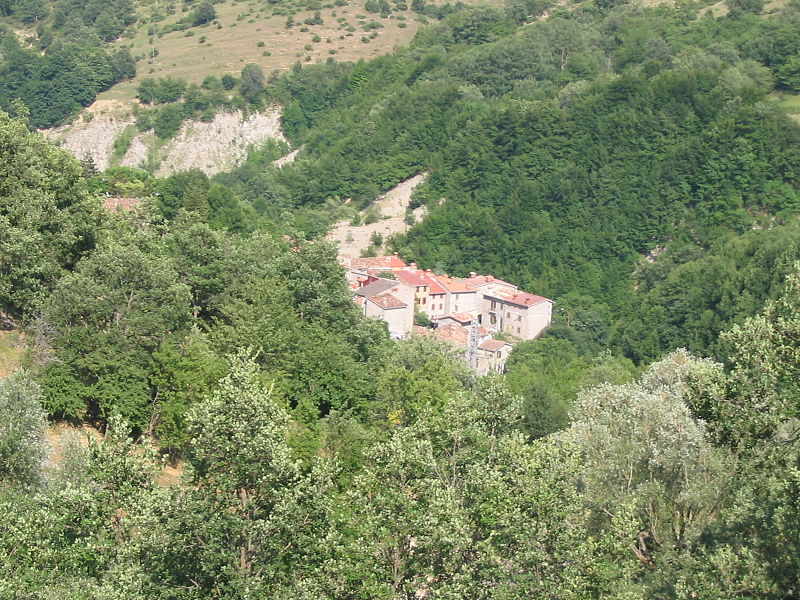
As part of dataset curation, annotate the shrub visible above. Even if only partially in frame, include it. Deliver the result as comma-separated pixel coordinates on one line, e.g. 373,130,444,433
153,104,185,138
221,74,237,90
363,207,381,224
192,0,216,26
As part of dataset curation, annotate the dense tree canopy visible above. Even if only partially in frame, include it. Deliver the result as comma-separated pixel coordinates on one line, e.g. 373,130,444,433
1,0,800,596
0,109,100,317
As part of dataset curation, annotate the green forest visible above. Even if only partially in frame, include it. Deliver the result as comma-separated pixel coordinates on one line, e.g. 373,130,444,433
1,0,800,594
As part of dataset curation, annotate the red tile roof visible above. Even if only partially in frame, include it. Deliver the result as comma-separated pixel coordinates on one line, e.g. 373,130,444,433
510,291,551,306
428,280,446,295
484,286,551,307
462,274,515,289
479,339,510,352
431,274,476,294
349,256,408,271
435,323,468,347
395,270,432,287
368,293,407,310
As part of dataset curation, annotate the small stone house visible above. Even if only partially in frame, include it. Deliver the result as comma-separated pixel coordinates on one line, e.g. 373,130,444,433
476,339,513,375
353,277,415,337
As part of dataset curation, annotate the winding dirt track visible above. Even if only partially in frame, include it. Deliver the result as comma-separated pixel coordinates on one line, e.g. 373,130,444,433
327,173,428,260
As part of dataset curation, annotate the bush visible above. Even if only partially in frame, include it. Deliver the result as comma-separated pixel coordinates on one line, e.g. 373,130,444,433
363,207,381,224
240,63,266,102
0,372,47,489
304,10,324,24
153,104,185,138
221,74,237,90
192,0,216,25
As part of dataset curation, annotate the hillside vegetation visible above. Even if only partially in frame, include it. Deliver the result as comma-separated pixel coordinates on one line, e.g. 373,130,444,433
0,0,484,128
242,0,800,364
1,0,800,596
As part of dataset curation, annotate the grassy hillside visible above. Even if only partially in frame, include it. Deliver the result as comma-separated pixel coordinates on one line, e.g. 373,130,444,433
100,0,434,100
1,0,497,126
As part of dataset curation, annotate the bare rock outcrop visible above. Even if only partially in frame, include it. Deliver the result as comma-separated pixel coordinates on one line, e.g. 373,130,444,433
154,108,287,176
45,104,288,177
45,112,135,172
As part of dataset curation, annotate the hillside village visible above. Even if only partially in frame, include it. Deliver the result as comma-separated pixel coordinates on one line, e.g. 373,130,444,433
342,254,553,374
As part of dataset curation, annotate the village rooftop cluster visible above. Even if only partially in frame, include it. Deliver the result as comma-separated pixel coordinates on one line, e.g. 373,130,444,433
343,255,553,374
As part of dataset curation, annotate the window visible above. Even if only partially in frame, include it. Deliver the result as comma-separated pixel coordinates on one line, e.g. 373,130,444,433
517,314,521,322
490,314,497,325
490,301,497,311
506,312,510,319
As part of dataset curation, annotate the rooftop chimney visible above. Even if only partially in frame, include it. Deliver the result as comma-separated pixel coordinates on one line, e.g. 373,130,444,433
469,272,477,278
410,262,417,269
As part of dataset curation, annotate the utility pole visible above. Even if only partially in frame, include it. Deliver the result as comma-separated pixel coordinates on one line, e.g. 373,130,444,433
467,319,477,370
151,0,158,64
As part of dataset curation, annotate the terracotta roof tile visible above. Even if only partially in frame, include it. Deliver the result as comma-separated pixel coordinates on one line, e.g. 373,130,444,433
462,274,516,289
428,281,446,295
431,274,476,294
350,255,407,270
510,291,551,306
435,323,468,347
368,293,407,309
395,270,432,287
484,286,551,307
479,339,510,352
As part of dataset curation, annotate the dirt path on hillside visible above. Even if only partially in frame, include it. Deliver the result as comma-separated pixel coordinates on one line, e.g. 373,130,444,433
327,173,428,260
